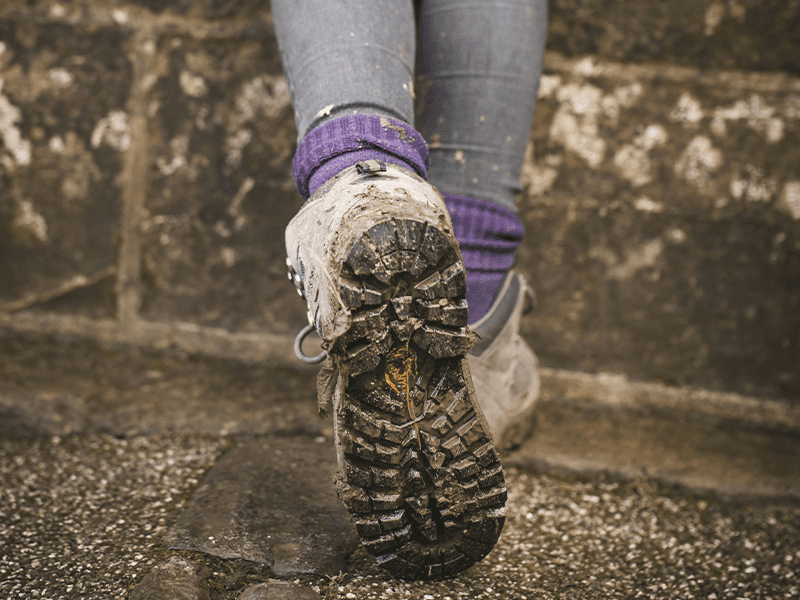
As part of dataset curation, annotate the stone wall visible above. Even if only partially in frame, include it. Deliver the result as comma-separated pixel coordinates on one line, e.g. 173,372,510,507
525,0,800,400
0,1,797,402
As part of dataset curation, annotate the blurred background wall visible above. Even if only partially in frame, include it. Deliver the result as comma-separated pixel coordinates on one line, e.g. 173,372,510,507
0,0,798,403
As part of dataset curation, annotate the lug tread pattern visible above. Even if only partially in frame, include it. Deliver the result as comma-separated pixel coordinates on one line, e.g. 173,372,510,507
332,218,505,580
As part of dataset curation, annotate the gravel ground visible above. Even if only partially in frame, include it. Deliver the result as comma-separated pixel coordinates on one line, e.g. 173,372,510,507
2,335,799,599
3,437,799,599
0,434,228,600
328,469,800,600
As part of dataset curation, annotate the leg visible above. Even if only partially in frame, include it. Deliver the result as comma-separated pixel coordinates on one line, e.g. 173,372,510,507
416,0,548,321
272,0,428,198
272,0,417,140
275,0,507,580
416,0,547,449
272,0,427,199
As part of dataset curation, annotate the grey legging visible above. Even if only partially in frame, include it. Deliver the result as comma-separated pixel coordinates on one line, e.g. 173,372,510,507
271,0,547,212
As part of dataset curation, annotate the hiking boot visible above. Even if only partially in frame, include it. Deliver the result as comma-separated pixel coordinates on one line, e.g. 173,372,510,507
286,160,506,580
468,272,541,452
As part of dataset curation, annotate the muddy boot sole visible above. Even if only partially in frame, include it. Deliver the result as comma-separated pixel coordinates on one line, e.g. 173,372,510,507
331,217,507,580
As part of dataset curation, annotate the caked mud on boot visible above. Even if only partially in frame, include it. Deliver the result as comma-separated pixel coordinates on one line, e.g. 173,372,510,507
286,161,507,580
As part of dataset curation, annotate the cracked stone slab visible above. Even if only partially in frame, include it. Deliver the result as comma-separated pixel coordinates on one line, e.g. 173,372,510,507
165,436,359,576
237,581,322,600
129,557,207,600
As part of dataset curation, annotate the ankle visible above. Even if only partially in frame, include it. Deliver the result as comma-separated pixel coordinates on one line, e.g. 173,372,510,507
293,114,429,199
442,194,524,324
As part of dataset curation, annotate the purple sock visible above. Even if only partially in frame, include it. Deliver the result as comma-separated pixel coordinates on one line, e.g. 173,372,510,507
443,195,524,324
292,114,429,199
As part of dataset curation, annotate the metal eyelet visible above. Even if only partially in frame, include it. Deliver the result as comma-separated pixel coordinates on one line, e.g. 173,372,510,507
293,323,327,364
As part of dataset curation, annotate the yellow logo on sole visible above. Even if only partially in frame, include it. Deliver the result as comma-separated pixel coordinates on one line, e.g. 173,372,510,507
384,347,417,398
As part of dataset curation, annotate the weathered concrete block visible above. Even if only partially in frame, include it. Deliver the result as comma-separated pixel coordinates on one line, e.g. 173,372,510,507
139,33,307,332
549,0,800,74
518,62,800,399
0,18,130,317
